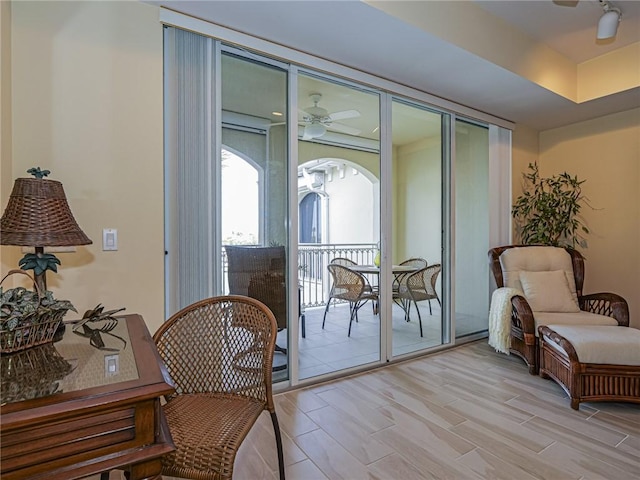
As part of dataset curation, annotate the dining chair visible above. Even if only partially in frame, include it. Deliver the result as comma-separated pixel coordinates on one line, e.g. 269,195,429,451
397,264,442,337
153,295,286,480
393,257,428,295
323,263,378,336
330,257,357,267
322,257,358,319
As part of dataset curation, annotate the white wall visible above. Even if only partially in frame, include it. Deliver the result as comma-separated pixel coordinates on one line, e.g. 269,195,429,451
323,163,377,244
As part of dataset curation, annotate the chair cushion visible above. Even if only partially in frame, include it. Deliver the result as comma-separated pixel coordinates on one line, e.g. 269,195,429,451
534,311,619,336
519,270,580,312
500,247,579,308
543,325,640,365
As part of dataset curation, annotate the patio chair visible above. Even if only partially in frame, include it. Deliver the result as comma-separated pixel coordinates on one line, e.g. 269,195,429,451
153,295,285,480
225,245,289,362
322,263,379,336
393,257,428,296
330,257,357,267
488,245,630,374
396,264,441,337
323,257,357,315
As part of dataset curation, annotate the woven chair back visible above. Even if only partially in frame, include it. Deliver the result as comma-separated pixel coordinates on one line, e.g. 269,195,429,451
399,257,427,268
327,264,367,302
225,246,287,331
153,295,277,405
329,257,357,266
404,264,441,301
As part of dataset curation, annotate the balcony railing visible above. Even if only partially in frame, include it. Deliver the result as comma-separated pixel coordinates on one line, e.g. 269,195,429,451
221,243,377,309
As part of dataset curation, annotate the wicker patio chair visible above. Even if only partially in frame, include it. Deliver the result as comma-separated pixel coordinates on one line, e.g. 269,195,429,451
322,257,359,317
330,257,357,267
225,245,288,355
396,264,442,337
322,263,379,336
488,245,630,374
153,295,286,480
393,257,428,296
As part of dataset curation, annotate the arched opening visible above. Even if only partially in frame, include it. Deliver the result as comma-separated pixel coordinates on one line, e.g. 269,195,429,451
221,147,262,245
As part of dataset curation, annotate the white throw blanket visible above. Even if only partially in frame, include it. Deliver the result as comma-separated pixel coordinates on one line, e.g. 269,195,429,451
488,287,523,355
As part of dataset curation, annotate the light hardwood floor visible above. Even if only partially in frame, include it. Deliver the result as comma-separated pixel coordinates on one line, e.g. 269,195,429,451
102,340,640,480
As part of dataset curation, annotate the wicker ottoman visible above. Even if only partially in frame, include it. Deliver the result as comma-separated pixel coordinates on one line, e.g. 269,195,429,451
538,325,640,410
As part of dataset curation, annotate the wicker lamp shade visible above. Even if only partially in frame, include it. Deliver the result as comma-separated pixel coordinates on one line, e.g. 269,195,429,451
1,177,92,247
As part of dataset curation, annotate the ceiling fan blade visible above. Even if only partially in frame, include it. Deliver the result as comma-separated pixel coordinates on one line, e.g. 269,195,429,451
327,122,361,136
329,109,360,121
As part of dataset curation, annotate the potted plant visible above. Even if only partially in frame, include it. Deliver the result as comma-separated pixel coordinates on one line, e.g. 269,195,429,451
0,270,76,353
512,162,591,249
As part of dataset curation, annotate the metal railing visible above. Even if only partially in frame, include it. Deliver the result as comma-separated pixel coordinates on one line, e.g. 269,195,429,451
221,243,377,309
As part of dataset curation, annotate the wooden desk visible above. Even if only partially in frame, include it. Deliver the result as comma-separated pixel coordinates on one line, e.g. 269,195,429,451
0,314,175,480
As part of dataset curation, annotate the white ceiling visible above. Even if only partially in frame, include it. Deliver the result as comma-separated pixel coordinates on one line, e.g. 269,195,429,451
152,0,640,131
474,0,640,64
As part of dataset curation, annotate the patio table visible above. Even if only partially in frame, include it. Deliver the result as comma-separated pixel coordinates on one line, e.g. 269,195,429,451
349,264,420,311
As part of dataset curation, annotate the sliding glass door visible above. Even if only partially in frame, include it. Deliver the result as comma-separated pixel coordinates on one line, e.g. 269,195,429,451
454,120,490,338
164,30,292,378
296,73,381,379
165,25,508,388
390,99,447,356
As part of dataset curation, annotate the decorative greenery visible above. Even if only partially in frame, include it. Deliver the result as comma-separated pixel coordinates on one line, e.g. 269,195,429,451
0,286,76,332
512,162,590,249
27,167,51,179
19,253,61,276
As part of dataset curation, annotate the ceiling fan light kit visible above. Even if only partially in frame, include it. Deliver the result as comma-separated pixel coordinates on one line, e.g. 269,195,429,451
300,92,361,140
596,0,621,40
304,123,327,139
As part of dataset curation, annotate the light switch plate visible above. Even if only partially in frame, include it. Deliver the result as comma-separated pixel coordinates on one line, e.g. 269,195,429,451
104,354,119,376
103,228,118,251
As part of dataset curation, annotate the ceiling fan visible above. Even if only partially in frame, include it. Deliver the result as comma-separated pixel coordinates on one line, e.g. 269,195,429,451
300,93,361,140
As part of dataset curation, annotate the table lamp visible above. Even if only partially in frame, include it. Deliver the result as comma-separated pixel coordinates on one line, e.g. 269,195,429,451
0,168,92,292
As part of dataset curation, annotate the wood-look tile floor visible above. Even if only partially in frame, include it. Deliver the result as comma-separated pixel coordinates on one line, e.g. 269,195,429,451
100,340,640,480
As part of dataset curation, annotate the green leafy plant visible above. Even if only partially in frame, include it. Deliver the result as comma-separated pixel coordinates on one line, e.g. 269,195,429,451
0,286,76,332
512,163,591,249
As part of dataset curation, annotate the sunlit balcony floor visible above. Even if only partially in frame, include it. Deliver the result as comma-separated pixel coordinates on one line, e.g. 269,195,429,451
274,301,487,381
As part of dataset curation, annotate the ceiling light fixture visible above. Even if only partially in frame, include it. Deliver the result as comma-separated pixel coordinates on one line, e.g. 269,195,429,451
597,0,621,40
304,122,326,139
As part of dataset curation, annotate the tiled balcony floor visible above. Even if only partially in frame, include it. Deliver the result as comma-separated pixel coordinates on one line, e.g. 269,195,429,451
275,301,487,381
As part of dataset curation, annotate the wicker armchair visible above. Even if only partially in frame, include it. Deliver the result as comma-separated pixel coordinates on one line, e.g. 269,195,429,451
322,263,378,336
488,245,629,375
153,295,285,480
396,264,441,337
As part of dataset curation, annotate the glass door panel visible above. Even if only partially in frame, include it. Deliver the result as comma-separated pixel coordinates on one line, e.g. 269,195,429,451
220,52,290,378
296,73,380,380
454,120,490,338
391,99,445,356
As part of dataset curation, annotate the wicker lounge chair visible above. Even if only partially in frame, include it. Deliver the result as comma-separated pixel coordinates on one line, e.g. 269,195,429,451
488,245,629,374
